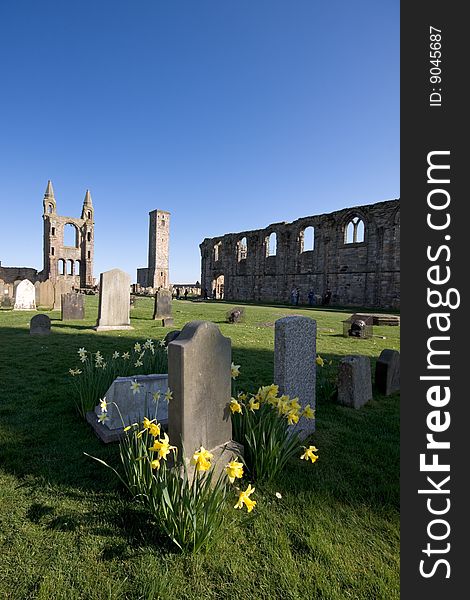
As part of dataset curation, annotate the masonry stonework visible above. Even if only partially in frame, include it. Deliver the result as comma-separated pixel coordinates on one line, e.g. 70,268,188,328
137,209,170,289
200,199,400,309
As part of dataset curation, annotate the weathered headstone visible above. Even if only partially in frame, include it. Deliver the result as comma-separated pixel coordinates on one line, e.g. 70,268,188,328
13,279,36,310
375,349,400,395
162,317,174,327
86,374,169,443
61,292,85,320
53,279,73,310
164,329,181,346
30,314,51,335
337,355,373,409
274,316,317,438
35,279,55,309
95,268,133,330
168,321,240,470
153,289,172,321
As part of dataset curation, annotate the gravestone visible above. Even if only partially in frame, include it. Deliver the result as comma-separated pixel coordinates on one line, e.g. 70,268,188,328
30,314,51,335
375,349,400,395
164,329,181,346
337,355,373,409
162,317,174,327
86,374,169,443
153,289,172,321
168,321,240,472
95,268,133,331
53,279,73,310
274,316,317,438
35,279,55,309
13,279,36,310
61,293,85,320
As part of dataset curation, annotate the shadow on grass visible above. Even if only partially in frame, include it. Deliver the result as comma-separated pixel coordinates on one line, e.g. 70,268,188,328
0,322,399,534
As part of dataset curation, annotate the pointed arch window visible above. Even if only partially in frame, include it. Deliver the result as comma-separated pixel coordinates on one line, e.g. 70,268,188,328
344,217,365,244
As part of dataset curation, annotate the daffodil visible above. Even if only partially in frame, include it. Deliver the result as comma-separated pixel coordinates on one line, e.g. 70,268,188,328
144,339,154,349
151,458,161,470
231,363,241,379
97,412,109,424
225,460,243,483
230,398,243,414
99,398,107,412
135,359,143,367
234,484,256,512
78,347,87,360
289,397,301,411
112,351,120,359
248,397,260,411
287,410,300,425
164,388,173,402
68,368,82,376
130,380,142,395
191,446,214,472
122,352,130,360
300,446,319,464
257,384,279,403
149,433,176,460
275,492,282,499
134,342,141,352
315,356,325,367
152,391,161,403
159,339,166,347
303,404,315,419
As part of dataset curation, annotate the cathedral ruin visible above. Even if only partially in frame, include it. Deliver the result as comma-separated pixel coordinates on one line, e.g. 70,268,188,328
136,209,170,289
0,180,95,288
200,199,400,309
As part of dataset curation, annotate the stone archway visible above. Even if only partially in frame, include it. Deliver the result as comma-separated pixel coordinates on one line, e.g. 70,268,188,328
212,275,225,300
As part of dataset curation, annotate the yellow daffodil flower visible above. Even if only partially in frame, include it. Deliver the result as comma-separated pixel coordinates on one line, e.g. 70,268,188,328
248,397,260,411
287,410,300,425
231,363,241,379
191,446,214,472
149,433,176,460
97,412,109,424
99,398,107,412
234,484,256,512
122,352,130,360
289,398,301,411
230,398,243,414
151,458,161,470
165,388,173,402
112,351,120,359
134,342,141,352
225,460,244,483
303,405,315,419
315,356,325,367
300,446,319,464
152,391,161,402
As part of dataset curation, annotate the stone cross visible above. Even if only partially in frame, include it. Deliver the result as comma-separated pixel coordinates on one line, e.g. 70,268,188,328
61,292,85,320
13,279,36,310
95,268,133,331
274,315,317,438
30,314,51,335
168,321,237,462
337,355,373,408
375,349,400,395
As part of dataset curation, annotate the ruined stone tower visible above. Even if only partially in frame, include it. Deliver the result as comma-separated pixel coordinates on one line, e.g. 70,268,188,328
137,209,170,289
42,180,94,288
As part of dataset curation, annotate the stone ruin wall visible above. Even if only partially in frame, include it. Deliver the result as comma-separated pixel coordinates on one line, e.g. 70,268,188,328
200,199,400,309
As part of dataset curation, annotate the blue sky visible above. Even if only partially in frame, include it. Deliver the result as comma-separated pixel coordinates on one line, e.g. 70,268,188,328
0,0,399,284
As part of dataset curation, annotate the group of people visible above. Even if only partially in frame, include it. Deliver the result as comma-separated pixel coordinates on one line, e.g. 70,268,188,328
290,287,332,306
174,287,189,300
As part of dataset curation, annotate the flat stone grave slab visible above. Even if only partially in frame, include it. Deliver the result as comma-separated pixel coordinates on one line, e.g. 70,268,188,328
87,374,169,443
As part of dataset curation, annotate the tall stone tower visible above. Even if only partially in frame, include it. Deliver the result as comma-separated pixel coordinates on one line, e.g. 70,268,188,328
137,209,170,289
42,180,94,288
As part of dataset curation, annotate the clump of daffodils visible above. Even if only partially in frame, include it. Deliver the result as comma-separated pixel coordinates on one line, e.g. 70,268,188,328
229,367,318,483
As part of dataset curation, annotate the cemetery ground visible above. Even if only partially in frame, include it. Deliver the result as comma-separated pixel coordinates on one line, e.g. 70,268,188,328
0,297,399,600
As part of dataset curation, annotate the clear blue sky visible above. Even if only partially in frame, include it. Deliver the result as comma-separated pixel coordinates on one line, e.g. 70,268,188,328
0,0,399,284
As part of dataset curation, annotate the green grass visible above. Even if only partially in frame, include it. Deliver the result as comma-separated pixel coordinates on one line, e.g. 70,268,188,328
0,297,399,600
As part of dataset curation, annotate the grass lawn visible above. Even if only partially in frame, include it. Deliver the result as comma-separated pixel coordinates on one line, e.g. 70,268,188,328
0,297,399,600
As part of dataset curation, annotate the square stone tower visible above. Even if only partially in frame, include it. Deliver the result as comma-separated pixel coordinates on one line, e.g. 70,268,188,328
138,209,170,289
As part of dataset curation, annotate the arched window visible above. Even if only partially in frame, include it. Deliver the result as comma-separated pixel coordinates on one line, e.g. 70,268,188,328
48,204,53,214
67,259,74,275
58,259,66,275
237,237,247,261
266,232,277,256
87,231,91,242
214,242,222,262
75,260,81,276
301,226,315,252
345,217,365,244
64,223,78,247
